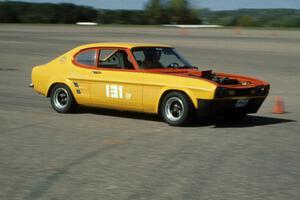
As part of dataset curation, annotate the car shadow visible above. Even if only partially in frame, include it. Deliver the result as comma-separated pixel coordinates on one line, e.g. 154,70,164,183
75,106,296,128
76,106,160,122
196,115,296,128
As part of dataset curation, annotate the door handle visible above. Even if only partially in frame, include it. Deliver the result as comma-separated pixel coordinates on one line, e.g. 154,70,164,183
92,71,102,74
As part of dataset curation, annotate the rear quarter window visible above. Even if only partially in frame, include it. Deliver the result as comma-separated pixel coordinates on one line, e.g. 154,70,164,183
75,49,97,66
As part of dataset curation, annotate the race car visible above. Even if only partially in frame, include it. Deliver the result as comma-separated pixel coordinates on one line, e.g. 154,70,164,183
30,43,270,126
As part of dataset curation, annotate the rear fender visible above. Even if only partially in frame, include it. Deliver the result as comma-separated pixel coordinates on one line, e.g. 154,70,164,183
46,78,74,97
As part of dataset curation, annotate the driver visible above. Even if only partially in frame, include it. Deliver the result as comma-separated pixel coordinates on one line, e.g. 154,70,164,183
141,49,163,69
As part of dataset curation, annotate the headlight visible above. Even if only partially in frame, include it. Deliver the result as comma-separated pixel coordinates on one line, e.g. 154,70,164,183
256,85,269,96
228,90,236,96
215,87,228,98
215,87,236,98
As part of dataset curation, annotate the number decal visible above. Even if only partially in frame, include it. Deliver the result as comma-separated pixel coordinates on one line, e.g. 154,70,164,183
119,85,123,99
106,84,130,99
106,85,110,97
125,93,131,100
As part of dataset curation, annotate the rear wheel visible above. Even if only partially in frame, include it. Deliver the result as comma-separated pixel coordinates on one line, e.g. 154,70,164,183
160,92,194,126
50,84,76,113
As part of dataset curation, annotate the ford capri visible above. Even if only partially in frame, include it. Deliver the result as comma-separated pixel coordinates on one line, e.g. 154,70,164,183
30,43,270,126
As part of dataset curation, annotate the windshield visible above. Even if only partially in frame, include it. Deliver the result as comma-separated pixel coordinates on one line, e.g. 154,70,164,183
131,47,194,69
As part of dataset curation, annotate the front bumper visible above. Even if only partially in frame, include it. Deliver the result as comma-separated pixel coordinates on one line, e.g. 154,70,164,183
197,97,266,117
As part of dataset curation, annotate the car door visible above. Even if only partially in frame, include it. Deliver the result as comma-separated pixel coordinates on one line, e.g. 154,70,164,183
89,48,143,111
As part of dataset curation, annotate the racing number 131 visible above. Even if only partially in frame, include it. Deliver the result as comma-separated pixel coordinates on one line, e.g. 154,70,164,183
106,85,123,99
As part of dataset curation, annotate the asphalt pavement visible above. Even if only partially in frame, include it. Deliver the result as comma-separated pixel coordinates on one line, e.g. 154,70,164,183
0,24,299,200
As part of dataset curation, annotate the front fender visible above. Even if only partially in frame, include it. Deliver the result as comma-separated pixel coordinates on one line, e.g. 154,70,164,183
154,86,215,114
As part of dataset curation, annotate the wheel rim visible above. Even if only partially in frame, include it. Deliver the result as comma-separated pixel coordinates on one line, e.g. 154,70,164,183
165,97,184,121
53,88,69,109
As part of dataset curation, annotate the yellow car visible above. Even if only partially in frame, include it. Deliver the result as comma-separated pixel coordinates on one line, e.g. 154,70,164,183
31,43,270,126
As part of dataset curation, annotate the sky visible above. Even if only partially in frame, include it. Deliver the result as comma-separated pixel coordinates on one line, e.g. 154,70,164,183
11,0,300,10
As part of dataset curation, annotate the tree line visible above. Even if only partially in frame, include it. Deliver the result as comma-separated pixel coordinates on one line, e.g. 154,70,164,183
0,1,98,23
201,9,300,27
1,1,300,27
0,0,200,24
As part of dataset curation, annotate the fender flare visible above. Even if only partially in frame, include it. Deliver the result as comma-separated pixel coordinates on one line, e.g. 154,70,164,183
155,87,198,114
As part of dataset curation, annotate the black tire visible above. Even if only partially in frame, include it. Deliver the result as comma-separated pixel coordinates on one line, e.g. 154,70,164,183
160,91,195,126
50,84,76,113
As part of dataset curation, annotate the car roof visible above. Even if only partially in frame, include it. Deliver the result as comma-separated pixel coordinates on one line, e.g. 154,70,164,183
75,42,172,50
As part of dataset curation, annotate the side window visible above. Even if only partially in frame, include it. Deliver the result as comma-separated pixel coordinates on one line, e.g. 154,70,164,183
132,50,145,65
99,49,134,69
99,49,118,68
75,49,97,67
99,49,116,61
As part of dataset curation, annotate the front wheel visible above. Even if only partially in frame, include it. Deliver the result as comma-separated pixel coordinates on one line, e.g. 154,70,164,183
160,92,195,126
50,84,76,113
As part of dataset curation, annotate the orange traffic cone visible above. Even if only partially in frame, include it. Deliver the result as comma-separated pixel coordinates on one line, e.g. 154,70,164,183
179,28,189,36
272,96,285,114
234,26,241,35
